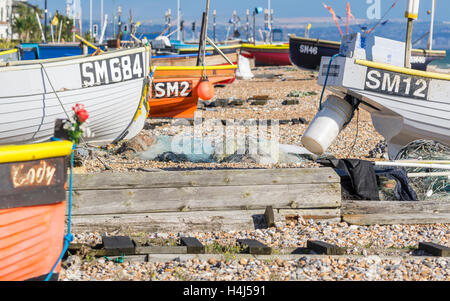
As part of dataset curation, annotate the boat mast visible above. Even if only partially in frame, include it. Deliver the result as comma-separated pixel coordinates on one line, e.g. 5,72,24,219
90,0,93,39
101,0,104,36
268,0,272,43
427,0,436,50
196,0,210,66
177,0,181,41
404,0,420,68
44,0,48,42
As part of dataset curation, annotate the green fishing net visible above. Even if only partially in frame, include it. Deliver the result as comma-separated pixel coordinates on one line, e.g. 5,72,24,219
395,140,450,201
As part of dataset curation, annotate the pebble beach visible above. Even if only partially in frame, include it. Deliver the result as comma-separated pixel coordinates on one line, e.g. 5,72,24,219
60,66,450,282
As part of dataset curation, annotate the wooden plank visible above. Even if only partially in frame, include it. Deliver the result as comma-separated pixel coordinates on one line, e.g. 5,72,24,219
307,240,346,255
278,208,341,222
102,236,135,255
70,183,341,215
264,206,275,228
237,239,272,255
69,208,339,233
418,242,450,257
135,246,188,255
72,168,340,190
342,200,450,215
180,237,205,254
343,213,450,225
342,200,450,225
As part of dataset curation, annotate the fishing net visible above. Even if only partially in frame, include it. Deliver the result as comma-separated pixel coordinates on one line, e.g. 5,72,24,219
395,140,450,201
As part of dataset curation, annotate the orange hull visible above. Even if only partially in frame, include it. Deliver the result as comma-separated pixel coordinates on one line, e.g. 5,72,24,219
148,66,237,119
0,202,66,281
0,141,72,281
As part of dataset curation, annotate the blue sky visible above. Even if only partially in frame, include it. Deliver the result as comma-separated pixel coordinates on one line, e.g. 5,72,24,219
28,0,450,23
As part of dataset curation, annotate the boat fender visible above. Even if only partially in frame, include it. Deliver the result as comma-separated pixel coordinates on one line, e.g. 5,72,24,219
197,78,215,101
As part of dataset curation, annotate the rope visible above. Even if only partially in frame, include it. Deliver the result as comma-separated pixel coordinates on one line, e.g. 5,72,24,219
319,53,345,110
44,140,76,281
366,0,400,35
39,63,88,147
347,107,360,158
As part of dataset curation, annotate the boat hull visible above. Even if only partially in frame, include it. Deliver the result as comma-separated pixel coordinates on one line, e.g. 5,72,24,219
289,35,447,72
149,65,237,118
0,47,150,146
176,44,241,55
153,52,238,67
318,56,450,158
0,140,73,281
241,44,291,66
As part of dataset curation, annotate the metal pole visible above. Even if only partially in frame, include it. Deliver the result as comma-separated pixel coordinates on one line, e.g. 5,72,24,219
268,0,271,43
44,0,48,42
177,0,181,41
253,12,256,45
427,0,436,50
90,0,93,39
101,0,104,35
213,9,216,42
246,9,249,41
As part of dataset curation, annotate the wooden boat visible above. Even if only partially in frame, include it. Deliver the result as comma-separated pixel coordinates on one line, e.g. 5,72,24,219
289,34,447,71
0,139,73,281
240,43,291,66
0,48,21,63
19,43,105,60
176,44,241,55
149,65,238,118
302,33,450,159
152,51,238,67
0,46,151,146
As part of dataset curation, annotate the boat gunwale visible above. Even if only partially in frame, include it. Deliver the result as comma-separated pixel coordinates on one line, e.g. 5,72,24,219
0,141,73,163
354,58,450,81
154,65,237,71
0,47,149,71
289,34,447,56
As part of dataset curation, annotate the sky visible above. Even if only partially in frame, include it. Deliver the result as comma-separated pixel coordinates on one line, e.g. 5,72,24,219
28,0,450,24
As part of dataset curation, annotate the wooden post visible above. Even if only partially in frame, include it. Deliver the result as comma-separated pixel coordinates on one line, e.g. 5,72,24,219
405,18,414,68
404,0,420,68
196,12,207,66
196,0,211,67
246,9,250,41
253,11,256,45
427,0,436,50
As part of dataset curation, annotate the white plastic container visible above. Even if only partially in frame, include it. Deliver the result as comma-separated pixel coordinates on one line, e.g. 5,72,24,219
301,95,353,155
236,54,254,80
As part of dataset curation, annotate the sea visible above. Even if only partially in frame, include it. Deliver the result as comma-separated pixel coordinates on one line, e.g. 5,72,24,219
429,49,450,70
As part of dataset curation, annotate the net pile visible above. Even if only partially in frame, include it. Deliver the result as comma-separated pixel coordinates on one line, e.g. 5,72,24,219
395,140,450,201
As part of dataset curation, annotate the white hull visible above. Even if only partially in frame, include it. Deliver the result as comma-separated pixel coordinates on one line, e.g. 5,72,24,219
318,56,450,158
0,47,150,146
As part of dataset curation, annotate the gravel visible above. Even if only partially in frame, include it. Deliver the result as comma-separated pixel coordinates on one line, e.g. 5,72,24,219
74,66,385,174
62,220,450,281
60,66,448,281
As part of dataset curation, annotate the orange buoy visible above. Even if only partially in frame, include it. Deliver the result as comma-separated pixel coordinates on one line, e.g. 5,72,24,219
197,78,215,100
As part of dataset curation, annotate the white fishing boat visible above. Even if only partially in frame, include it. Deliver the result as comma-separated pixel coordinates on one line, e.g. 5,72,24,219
0,46,151,146
302,0,450,159
301,32,450,159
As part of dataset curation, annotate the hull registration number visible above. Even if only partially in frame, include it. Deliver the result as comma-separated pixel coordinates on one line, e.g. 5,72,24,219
152,81,193,98
364,68,429,100
80,53,144,87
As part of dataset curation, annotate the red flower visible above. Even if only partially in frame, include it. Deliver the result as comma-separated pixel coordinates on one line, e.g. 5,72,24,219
72,104,89,123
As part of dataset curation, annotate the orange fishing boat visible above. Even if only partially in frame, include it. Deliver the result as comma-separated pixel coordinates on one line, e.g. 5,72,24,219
0,140,73,281
152,51,238,67
148,65,238,118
